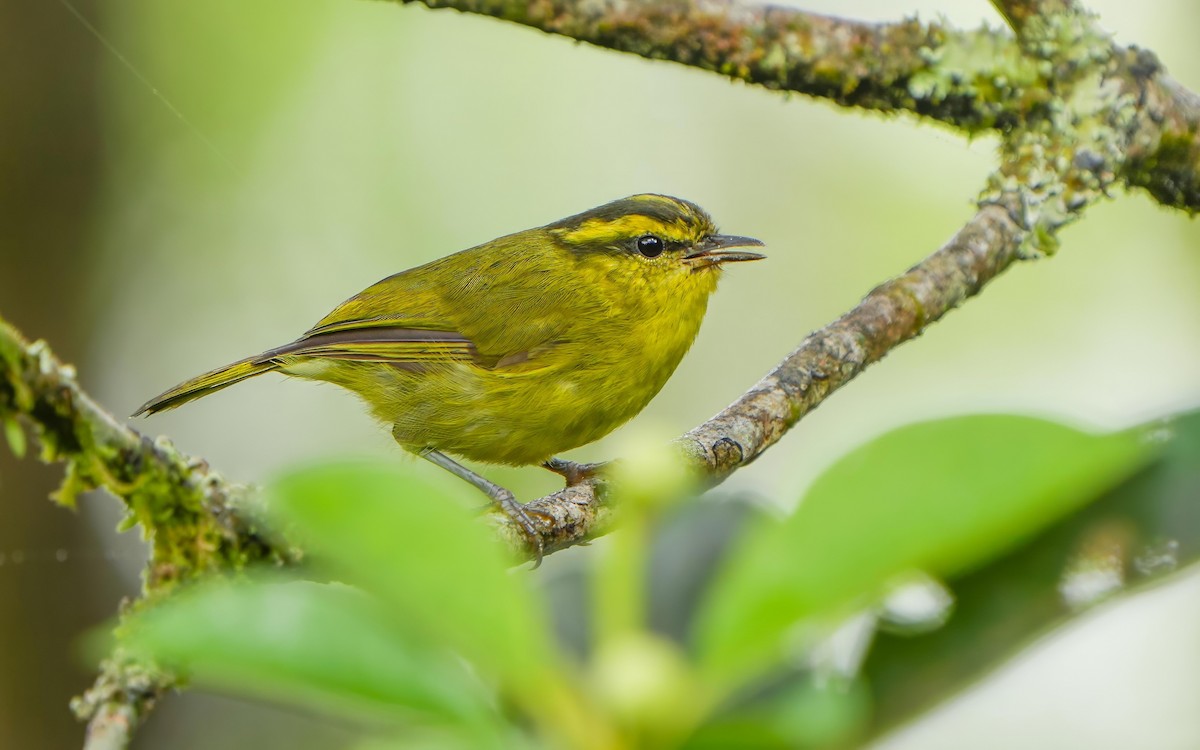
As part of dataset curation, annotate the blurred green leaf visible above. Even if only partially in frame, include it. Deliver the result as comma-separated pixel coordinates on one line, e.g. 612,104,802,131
265,461,563,696
680,717,790,750
684,678,869,750
862,410,1200,738
124,579,498,730
763,679,869,748
353,732,528,750
3,415,25,458
697,414,1155,684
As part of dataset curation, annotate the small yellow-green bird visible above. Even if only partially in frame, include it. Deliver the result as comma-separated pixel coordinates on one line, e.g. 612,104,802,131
136,194,764,551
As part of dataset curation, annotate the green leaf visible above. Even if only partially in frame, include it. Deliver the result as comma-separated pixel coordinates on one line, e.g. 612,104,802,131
353,727,533,750
684,679,869,750
3,415,25,459
265,461,562,696
861,409,1200,737
124,578,498,729
696,414,1155,685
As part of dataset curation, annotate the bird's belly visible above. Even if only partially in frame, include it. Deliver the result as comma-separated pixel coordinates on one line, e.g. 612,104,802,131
413,365,668,465
303,352,678,466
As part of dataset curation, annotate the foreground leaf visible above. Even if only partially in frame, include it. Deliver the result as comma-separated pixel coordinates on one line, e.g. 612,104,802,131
862,409,1200,737
125,579,499,730
265,462,563,698
697,414,1155,684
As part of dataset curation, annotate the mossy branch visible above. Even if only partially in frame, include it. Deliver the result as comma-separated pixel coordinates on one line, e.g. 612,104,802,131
0,320,295,747
396,0,1200,215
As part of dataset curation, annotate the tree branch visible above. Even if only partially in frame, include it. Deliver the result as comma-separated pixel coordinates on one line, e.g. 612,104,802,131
397,0,1200,214
78,698,137,750
679,204,1024,479
0,321,294,747
989,0,1200,214
1119,60,1200,214
400,0,1034,132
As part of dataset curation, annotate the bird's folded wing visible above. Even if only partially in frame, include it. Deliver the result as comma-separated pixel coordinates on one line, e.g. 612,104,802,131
259,326,477,365
291,264,568,370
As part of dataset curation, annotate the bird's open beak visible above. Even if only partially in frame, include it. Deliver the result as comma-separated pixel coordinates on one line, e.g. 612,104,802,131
683,235,766,267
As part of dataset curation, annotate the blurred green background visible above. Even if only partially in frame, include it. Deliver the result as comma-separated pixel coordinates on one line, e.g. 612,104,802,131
1,0,1198,747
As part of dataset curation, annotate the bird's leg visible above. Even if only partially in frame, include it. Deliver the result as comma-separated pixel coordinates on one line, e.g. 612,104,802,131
542,457,604,487
412,447,545,563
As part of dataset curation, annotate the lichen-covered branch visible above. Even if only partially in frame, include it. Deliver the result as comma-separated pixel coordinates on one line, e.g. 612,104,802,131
0,321,287,583
0,319,294,748
990,0,1200,214
678,203,1025,480
76,680,142,750
396,0,1200,214
398,0,1039,133
506,2,1154,555
1120,65,1200,214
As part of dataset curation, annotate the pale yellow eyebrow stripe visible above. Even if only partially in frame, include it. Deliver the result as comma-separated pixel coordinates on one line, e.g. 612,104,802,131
556,214,692,245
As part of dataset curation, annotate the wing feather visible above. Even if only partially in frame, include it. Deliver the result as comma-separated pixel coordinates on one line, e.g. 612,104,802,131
289,237,581,370
261,326,477,365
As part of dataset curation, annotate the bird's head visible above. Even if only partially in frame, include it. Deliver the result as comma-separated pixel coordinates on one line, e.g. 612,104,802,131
546,194,765,286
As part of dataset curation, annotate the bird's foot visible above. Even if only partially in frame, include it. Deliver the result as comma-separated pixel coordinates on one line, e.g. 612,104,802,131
541,457,604,487
411,447,546,565
491,487,547,567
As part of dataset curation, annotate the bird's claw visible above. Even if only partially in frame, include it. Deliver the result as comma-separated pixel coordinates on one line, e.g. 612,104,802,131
542,457,604,486
494,489,545,567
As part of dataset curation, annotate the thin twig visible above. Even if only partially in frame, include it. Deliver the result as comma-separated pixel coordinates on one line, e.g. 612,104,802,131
80,703,136,750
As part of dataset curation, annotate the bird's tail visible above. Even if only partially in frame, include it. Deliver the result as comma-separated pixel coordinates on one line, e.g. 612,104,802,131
133,355,280,416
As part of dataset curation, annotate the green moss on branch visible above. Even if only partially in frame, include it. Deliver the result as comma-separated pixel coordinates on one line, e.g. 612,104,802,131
396,0,1200,215
0,318,295,739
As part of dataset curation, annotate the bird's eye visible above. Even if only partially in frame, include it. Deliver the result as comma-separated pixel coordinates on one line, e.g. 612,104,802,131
636,235,665,258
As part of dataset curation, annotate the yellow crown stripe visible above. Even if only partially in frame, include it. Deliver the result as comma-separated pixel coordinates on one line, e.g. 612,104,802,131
556,214,692,246
627,193,686,207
